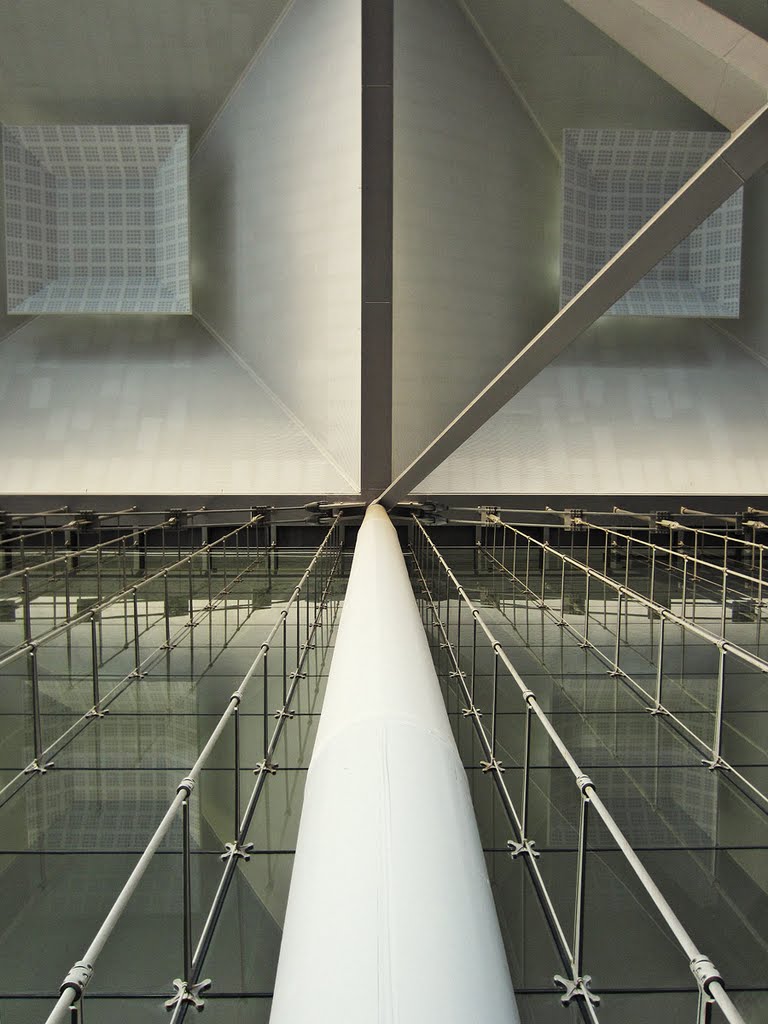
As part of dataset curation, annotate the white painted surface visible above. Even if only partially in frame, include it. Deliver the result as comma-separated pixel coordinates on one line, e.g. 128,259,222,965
270,505,519,1024
393,0,560,475
0,315,351,494
420,319,768,495
191,0,361,488
564,0,768,130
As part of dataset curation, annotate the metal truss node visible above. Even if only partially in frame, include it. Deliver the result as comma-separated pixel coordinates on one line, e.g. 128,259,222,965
701,757,732,773
164,978,211,1012
274,709,295,720
480,758,505,774
254,760,279,776
507,838,540,860
221,842,254,863
461,705,482,717
24,759,54,776
554,973,601,1007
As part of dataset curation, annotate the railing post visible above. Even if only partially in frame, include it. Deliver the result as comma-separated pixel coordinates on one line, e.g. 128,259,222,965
581,573,591,648
611,591,623,676
88,612,103,717
650,615,667,716
234,701,241,839
132,588,142,676
164,571,171,648
720,571,728,635
182,795,193,985
263,651,270,764
491,647,499,761
703,649,729,772
650,546,656,605
573,785,591,980
521,703,532,838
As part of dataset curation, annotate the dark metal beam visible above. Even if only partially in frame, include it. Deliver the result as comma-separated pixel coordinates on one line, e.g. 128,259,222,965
360,0,393,499
376,102,768,508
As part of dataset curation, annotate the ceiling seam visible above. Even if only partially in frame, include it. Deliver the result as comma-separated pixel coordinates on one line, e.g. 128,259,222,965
191,0,298,159
0,315,37,347
705,316,768,371
192,311,359,492
453,0,562,164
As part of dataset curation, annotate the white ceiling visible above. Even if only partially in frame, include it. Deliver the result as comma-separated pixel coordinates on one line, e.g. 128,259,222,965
0,0,291,143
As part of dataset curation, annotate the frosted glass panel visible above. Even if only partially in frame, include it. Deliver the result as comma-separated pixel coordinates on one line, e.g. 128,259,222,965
561,128,742,317
3,125,190,314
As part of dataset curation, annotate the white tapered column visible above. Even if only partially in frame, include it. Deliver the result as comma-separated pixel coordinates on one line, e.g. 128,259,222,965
270,504,519,1024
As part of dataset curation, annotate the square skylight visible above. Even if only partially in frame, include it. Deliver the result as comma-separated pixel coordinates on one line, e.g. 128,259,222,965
560,129,743,317
3,124,190,314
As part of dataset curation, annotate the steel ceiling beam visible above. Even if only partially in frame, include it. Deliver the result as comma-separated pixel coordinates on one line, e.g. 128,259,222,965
376,101,768,509
360,0,394,499
564,0,768,130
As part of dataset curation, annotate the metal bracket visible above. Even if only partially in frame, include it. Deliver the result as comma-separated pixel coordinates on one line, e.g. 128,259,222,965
479,506,500,525
480,758,505,774
439,641,454,650
554,973,600,1007
563,509,585,532
24,759,55,776
221,841,254,863
164,978,211,1012
254,760,278,776
85,708,110,719
449,670,467,679
61,960,93,998
290,671,307,681
690,955,722,1024
274,709,295,720
701,756,732,773
646,705,670,717
301,642,316,652
507,838,540,860
129,670,147,679
461,705,482,718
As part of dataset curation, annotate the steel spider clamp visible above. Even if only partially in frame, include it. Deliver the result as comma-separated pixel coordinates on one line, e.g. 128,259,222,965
507,837,540,860
449,669,466,679
85,706,110,719
274,708,295,720
289,670,307,681
701,755,732,772
690,956,723,1024
461,704,482,718
60,960,93,1003
254,759,279,775
165,978,212,1012
221,841,254,863
24,757,55,776
553,973,600,1007
646,703,670,717
480,758,505,774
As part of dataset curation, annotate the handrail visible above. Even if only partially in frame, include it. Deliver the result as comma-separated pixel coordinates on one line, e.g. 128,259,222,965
42,514,343,1024
413,516,745,1024
487,514,768,676
0,538,273,803
0,518,176,580
571,518,767,595
0,515,264,670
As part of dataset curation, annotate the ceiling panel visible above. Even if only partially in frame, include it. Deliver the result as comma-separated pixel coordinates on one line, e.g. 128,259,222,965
0,0,291,143
459,0,719,155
